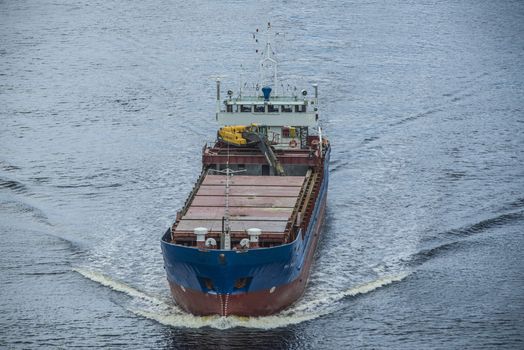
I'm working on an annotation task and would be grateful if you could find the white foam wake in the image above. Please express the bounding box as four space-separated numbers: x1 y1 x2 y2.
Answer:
72 267 163 305
133 273 409 329
73 267 409 330
285 272 410 315
130 307 320 330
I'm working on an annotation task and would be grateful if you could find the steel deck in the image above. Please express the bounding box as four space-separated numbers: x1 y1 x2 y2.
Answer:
172 174 306 238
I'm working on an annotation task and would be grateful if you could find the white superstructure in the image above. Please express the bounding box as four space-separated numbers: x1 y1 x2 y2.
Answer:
215 23 320 149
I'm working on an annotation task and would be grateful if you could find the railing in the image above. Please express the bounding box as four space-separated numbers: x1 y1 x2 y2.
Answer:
286 169 313 241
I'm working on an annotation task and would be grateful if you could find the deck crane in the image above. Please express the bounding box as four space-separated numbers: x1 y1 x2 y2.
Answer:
218 124 285 176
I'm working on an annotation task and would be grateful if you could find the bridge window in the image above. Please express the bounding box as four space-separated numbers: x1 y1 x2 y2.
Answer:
254 105 265 113
240 105 252 112
295 105 306 113
268 104 278 113
281 105 293 113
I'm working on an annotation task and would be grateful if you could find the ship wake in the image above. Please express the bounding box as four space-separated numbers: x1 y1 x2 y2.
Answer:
73 267 163 305
73 267 408 330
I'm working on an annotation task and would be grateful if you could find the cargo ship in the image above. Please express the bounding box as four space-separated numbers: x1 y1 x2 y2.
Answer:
161 25 330 316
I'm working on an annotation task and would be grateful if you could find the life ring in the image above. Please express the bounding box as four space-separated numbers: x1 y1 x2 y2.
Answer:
289 139 298 148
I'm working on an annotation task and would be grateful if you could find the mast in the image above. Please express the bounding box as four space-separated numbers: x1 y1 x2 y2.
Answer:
258 22 278 91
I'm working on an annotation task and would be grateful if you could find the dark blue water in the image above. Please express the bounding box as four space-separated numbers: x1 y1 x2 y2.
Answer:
1 0 523 348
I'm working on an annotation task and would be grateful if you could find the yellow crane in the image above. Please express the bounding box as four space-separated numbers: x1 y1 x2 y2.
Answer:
217 124 285 176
